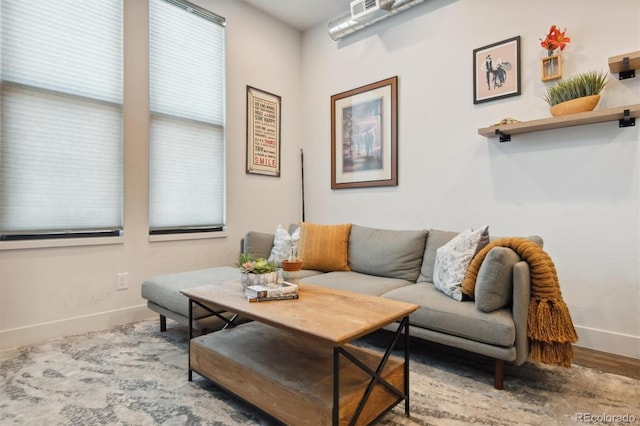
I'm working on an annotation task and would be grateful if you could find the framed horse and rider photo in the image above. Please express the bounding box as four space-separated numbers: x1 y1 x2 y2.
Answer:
473 36 521 104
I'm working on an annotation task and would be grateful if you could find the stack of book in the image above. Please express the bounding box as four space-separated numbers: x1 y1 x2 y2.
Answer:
244 282 299 302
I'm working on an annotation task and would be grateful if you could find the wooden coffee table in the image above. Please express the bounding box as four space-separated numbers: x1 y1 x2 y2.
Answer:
181 281 419 425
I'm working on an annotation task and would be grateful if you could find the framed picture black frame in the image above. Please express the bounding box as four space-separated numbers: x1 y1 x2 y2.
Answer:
473 36 521 104
330 76 398 189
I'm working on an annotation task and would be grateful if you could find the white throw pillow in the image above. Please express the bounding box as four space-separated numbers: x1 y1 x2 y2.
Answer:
433 225 489 301
268 224 300 267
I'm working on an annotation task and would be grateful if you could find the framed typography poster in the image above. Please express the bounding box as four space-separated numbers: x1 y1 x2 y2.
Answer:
246 86 281 176
330 76 398 189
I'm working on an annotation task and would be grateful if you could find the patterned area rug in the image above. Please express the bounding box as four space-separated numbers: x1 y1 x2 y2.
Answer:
1 319 638 425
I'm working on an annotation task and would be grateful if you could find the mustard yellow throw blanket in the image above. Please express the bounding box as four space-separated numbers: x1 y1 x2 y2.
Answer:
461 237 578 367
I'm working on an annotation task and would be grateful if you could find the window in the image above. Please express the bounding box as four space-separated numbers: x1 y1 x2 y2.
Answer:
148 0 226 235
0 0 123 240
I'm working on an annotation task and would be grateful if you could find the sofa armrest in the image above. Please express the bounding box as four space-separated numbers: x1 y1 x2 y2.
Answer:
512 261 531 365
240 231 275 259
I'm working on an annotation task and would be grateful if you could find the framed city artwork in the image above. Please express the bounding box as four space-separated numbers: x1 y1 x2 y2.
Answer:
473 36 521 104
246 86 281 176
330 76 398 189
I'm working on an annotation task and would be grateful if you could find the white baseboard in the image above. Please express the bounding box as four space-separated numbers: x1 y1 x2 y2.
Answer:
0 305 155 352
574 325 640 359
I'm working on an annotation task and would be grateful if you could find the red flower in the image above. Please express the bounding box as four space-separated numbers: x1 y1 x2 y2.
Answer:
540 25 571 54
554 28 571 51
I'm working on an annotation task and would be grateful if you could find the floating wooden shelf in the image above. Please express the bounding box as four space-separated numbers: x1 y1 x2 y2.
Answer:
608 51 640 79
478 104 640 141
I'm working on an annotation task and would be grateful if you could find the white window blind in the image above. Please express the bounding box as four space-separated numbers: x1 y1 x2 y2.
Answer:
149 0 226 233
0 0 123 239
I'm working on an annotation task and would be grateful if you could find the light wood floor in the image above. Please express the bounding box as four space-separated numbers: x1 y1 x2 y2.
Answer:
366 331 640 381
572 346 640 380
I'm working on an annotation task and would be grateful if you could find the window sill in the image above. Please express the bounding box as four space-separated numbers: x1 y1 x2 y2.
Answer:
148 231 227 242
0 236 124 251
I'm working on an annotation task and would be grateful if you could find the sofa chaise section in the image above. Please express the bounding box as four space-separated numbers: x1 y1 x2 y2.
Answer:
141 266 240 332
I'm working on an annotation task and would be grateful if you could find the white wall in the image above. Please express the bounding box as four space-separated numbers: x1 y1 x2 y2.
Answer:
301 0 640 358
0 0 303 350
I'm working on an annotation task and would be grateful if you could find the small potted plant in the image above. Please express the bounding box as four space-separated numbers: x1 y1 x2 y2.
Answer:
280 247 303 284
237 253 278 288
281 247 303 272
543 70 608 116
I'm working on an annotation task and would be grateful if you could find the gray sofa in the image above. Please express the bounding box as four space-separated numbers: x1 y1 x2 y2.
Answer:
142 223 542 389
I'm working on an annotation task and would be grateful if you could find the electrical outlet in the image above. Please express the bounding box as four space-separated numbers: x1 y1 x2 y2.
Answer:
116 272 128 290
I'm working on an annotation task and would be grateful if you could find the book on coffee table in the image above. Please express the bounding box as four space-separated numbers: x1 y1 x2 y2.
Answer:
246 293 299 303
245 282 298 298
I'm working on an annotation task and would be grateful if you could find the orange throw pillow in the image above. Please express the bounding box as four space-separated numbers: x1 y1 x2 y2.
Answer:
298 222 351 271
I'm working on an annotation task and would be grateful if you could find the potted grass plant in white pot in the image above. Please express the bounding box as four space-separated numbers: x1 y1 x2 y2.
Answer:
544 70 608 117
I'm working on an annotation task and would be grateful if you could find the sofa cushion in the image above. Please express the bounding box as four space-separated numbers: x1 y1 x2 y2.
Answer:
491 235 543 248
417 229 458 283
418 228 491 284
268 224 300 267
302 271 411 297
348 225 428 281
242 231 275 260
141 266 239 318
381 283 515 347
433 225 489 301
475 247 521 312
298 222 351 272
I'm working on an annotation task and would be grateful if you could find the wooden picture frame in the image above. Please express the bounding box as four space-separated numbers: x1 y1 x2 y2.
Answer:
330 76 398 189
246 86 281 177
473 36 521 104
541 55 562 81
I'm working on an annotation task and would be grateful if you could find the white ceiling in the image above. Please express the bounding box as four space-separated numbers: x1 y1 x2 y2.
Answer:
241 0 349 31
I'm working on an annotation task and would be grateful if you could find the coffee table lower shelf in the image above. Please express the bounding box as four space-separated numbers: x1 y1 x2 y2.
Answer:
190 322 406 425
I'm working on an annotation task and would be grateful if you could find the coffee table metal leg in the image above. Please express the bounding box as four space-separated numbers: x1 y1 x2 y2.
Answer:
403 315 410 415
222 313 239 329
333 347 340 425
188 299 193 382
187 299 239 383
190 299 239 329
333 315 411 425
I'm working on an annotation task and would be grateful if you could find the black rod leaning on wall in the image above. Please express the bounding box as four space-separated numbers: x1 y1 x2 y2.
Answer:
301 148 306 222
